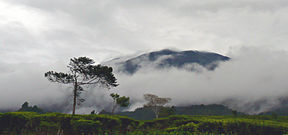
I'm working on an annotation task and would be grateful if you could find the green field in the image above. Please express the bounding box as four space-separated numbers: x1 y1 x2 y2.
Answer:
1 112 288 135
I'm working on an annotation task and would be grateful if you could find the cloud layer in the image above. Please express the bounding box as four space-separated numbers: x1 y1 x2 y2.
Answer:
1 0 288 64
115 48 288 114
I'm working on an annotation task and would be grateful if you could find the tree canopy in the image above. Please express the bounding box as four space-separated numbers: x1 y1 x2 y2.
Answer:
45 57 118 115
18 102 44 114
110 93 130 114
144 94 171 118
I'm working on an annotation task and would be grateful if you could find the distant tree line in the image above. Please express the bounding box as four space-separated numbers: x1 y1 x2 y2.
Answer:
18 101 44 114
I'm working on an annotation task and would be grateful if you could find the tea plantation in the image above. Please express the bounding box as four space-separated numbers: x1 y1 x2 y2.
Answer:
1 112 288 135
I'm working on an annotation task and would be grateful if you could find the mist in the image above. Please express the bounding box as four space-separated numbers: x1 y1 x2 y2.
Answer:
1 47 288 114
114 48 288 114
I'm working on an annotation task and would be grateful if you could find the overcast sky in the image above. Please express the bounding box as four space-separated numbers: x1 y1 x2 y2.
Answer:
1 0 288 64
1 0 288 112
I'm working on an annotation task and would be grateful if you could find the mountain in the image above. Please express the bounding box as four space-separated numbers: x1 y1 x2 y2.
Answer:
105 49 230 74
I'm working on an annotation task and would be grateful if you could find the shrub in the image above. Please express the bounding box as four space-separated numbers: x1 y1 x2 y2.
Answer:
71 119 102 135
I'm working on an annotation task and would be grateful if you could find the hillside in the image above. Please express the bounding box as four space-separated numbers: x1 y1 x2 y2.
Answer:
261 106 288 116
1 112 288 135
115 104 242 120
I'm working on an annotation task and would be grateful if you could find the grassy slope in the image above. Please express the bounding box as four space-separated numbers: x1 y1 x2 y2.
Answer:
0 112 288 135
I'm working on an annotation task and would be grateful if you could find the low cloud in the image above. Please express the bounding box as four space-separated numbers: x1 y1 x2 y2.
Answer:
115 48 288 114
0 48 288 114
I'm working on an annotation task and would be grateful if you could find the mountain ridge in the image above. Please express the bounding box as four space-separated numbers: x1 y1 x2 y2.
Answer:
105 49 230 74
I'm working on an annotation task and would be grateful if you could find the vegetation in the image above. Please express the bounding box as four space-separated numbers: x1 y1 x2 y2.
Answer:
0 112 138 135
144 94 171 118
44 57 118 115
18 101 44 114
110 93 130 114
118 104 238 120
1 112 288 135
159 106 176 118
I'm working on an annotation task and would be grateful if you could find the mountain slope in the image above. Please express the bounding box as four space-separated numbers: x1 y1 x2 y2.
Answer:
105 49 230 74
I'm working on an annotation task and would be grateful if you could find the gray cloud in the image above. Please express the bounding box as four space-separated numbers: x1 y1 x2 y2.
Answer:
2 0 288 59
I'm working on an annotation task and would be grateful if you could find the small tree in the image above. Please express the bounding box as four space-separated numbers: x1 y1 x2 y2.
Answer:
21 101 29 109
143 94 171 119
232 110 238 117
272 112 278 119
159 106 176 118
45 57 118 115
110 93 130 114
90 110 95 114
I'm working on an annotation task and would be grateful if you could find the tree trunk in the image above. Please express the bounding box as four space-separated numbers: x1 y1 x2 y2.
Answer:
72 82 77 115
111 104 117 114
155 113 159 119
154 106 159 119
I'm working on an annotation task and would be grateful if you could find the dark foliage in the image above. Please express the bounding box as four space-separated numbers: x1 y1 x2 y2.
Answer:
45 57 118 115
18 102 44 114
110 93 130 113
118 104 243 120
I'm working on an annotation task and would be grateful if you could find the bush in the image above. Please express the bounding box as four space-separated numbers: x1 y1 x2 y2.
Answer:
0 112 31 134
71 119 102 135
